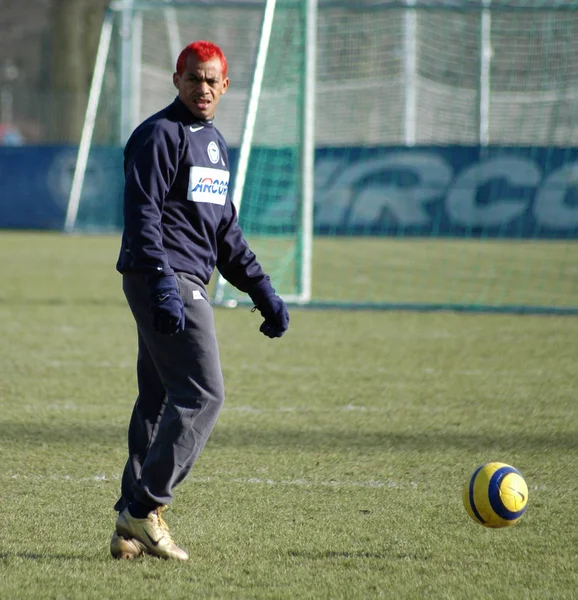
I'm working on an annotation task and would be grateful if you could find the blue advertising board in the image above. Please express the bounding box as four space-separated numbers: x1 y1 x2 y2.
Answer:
1 145 577 238
0 146 123 230
244 146 578 239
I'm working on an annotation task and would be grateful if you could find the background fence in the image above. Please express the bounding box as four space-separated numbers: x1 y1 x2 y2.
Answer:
3 1 578 147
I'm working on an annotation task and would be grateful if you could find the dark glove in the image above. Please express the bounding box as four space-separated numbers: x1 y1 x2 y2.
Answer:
147 275 185 335
249 283 290 339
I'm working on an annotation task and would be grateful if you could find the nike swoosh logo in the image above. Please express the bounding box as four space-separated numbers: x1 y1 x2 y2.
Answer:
144 530 160 547
189 125 204 133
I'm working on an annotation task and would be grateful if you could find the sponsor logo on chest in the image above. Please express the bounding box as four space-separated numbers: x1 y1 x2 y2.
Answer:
187 166 229 205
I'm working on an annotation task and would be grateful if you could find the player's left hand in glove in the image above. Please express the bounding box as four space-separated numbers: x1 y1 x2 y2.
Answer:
249 282 290 339
147 275 185 335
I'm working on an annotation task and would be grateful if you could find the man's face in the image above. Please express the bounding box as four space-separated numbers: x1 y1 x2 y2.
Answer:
173 54 229 120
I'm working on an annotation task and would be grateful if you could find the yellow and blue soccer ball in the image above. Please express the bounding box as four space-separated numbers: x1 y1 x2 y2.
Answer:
463 462 528 528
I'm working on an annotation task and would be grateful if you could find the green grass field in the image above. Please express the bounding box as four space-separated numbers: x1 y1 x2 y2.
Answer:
1 231 577 599
234 236 578 309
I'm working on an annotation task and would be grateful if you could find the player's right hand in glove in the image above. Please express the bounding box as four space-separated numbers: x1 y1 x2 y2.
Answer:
147 275 185 335
249 282 290 339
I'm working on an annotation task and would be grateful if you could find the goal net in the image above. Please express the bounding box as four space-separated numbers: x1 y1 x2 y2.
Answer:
68 0 578 313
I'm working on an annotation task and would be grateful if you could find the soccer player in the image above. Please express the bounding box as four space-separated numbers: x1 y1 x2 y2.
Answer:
110 41 290 561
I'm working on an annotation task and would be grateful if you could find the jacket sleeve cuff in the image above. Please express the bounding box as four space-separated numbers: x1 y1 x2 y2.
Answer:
248 278 276 306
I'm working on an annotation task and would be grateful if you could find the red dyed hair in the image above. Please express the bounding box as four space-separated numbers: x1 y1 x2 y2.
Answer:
175 41 228 78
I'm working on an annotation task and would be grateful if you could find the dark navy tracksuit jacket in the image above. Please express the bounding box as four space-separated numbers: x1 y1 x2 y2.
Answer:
114 99 270 510
116 97 269 295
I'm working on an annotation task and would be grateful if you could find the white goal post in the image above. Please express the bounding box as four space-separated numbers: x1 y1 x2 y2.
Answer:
213 0 317 306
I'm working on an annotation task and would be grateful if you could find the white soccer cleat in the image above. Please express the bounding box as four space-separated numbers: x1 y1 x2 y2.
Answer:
115 506 189 561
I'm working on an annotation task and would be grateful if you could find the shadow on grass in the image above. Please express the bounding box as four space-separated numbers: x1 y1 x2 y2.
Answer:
0 422 576 453
209 428 578 452
0 297 125 307
288 549 433 561
0 551 95 562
